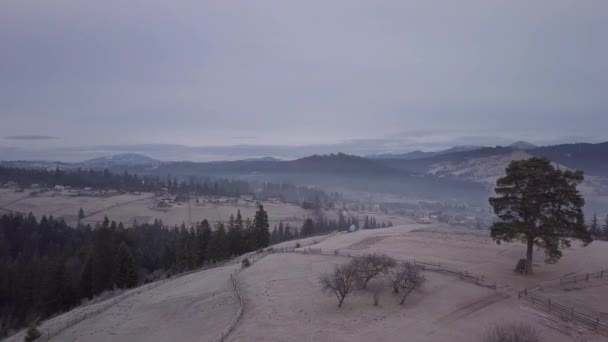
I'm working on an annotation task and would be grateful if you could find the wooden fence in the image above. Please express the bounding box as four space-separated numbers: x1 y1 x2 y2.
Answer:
211 249 272 342
287 247 497 290
211 272 243 342
518 269 608 336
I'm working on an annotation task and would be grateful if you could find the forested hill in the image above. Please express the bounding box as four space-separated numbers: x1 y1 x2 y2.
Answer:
528 142 608 177
146 153 487 202
7 141 607 203
374 142 608 178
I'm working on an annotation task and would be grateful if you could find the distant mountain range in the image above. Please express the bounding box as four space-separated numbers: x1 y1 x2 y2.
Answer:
81 153 161 168
2 141 607 205
368 145 485 160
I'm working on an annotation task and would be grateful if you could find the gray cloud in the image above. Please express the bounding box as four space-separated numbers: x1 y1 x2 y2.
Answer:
0 0 606 152
4 135 57 141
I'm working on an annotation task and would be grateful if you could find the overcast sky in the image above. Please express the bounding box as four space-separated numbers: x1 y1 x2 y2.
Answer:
1 1 607 158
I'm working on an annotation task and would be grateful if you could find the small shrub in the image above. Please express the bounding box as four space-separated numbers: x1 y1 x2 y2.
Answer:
295 242 301 248
514 259 528 274
24 325 42 342
241 258 251 268
484 322 541 342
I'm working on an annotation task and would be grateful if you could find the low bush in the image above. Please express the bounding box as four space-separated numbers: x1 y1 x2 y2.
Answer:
24 325 41 342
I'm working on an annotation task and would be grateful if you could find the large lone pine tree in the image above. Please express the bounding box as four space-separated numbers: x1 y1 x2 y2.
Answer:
489 158 592 274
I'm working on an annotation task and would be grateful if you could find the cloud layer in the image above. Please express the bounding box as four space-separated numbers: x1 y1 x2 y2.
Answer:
4 135 57 141
1 1 607 150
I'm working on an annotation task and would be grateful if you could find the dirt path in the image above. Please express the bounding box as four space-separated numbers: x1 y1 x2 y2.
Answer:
435 292 510 326
81 194 155 219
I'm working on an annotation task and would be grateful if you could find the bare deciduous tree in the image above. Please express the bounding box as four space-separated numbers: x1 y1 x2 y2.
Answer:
385 262 426 304
484 323 541 342
319 261 359 307
353 254 397 289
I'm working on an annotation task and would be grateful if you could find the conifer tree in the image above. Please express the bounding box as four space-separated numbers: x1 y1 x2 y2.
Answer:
91 226 116 294
175 227 195 271
589 212 600 236
208 223 228 262
284 224 293 240
252 205 270 249
489 158 592 274
227 214 244 256
80 251 94 298
301 218 315 237
196 220 211 265
77 208 85 225
278 221 285 242
271 226 279 244
114 242 137 289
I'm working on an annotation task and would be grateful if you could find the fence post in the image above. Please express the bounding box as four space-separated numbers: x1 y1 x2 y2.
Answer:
586 273 590 281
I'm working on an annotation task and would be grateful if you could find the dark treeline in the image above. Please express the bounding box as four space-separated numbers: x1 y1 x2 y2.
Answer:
257 183 342 209
0 206 270 338
270 213 393 245
0 166 340 208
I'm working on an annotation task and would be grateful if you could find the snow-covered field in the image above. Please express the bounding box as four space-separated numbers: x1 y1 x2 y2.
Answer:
50 265 239 342
227 226 608 341
0 189 410 228
5 222 607 342
229 253 584 342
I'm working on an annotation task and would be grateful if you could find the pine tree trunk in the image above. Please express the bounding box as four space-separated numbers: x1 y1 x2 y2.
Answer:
526 237 534 274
